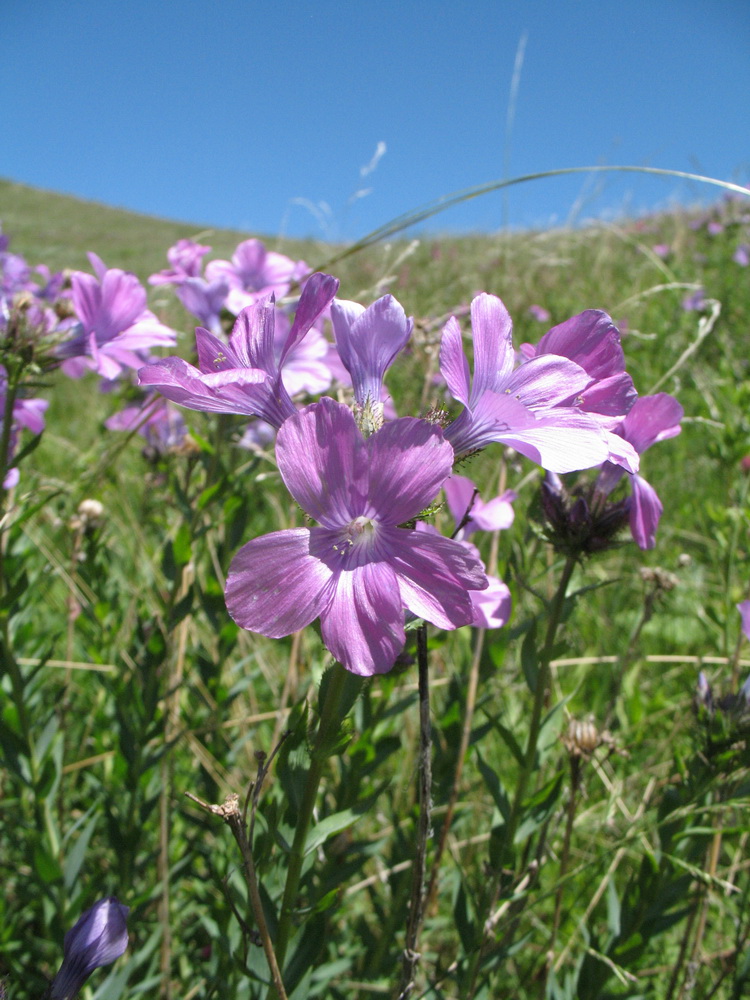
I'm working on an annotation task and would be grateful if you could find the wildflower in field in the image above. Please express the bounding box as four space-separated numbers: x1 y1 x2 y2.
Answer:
694 670 714 714
738 601 750 642
271 307 335 396
331 294 412 413
225 397 488 675
733 244 750 267
444 475 515 626
443 473 515 539
682 288 706 311
527 304 550 322
594 393 683 549
205 238 308 315
0 365 49 488
414 520 511 630
49 897 129 1000
519 308 637 422
59 253 177 379
440 294 639 474
138 271 339 427
148 238 213 285
105 395 191 455
238 417 277 452
174 276 231 334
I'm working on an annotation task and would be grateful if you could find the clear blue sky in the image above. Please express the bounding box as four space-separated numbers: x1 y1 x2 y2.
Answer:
1 0 748 239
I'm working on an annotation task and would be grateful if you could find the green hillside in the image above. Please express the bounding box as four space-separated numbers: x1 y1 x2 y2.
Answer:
2 175 750 1000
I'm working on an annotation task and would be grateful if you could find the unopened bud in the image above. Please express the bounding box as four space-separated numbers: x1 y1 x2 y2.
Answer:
50 897 129 999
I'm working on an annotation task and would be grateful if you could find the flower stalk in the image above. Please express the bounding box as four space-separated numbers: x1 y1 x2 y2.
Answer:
396 622 433 1000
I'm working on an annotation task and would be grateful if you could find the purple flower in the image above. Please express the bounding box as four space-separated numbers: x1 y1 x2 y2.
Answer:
50 897 129 999
528 304 551 322
271 309 334 397
695 670 713 713
105 395 189 454
59 253 177 379
443 473 515 539
738 601 750 642
225 397 488 676
682 288 706 312
238 418 277 452
707 221 724 235
594 393 683 549
138 272 339 428
205 238 308 315
733 244 750 267
440 294 638 474
330 294 413 408
174 276 230 334
0 366 49 488
415 520 511 630
651 244 671 259
519 308 637 423
149 238 213 285
467 569 512 629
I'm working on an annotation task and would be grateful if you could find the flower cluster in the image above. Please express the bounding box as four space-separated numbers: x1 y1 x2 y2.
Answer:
57 252 177 380
137 260 683 674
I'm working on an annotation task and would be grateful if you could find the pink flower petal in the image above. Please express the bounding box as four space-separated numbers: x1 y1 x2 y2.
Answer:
225 528 334 637
321 561 405 675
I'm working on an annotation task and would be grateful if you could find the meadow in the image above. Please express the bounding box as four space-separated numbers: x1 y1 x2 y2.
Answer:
1 175 749 1000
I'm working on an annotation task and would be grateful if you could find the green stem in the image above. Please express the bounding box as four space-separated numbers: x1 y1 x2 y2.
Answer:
466 553 577 997
505 554 577 864
395 622 432 1000
268 661 349 995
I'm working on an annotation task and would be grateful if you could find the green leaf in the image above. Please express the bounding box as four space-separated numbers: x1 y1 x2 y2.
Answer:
172 522 193 567
475 750 510 822
0 570 28 611
33 843 62 884
64 812 99 890
515 771 563 842
606 876 621 938
304 807 365 856
453 873 477 953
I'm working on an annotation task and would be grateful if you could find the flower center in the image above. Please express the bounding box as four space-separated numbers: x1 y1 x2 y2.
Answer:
329 515 378 566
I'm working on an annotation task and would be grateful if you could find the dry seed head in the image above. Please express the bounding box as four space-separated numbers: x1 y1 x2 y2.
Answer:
69 498 105 533
640 566 679 592
563 717 601 756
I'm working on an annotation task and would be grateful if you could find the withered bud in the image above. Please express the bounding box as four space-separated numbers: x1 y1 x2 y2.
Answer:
69 498 105 534
639 566 679 592
563 716 618 758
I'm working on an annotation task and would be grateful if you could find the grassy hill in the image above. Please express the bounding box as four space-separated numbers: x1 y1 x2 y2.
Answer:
0 177 323 279
2 175 750 1000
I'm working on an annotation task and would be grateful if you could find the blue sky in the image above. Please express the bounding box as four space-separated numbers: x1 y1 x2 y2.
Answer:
1 0 748 240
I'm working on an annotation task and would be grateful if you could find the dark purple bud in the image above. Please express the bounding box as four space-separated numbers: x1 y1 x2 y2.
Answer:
538 473 630 557
50 897 129 999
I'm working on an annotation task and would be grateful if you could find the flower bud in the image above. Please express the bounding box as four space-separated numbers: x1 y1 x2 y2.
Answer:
50 897 129 999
